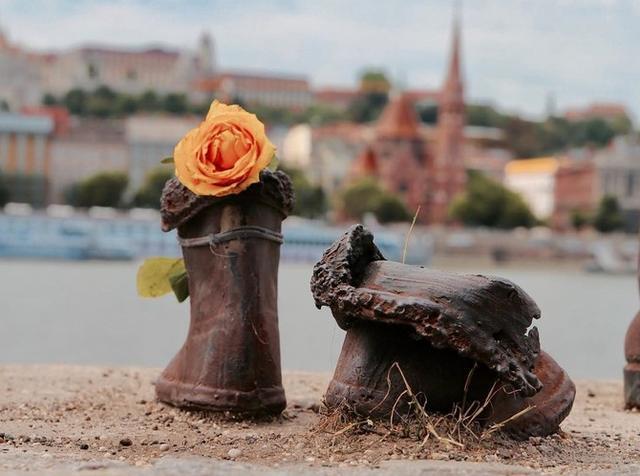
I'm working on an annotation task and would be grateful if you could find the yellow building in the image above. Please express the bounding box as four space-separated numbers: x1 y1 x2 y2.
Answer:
0 113 54 206
504 157 561 220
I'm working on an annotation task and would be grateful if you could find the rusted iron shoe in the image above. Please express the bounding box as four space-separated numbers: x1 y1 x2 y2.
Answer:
155 170 294 415
486 350 575 438
624 311 640 408
310 225 575 437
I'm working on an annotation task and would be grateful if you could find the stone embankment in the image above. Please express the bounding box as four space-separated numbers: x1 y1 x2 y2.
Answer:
1 365 639 475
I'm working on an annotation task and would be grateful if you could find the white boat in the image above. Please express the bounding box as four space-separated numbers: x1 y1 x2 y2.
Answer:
585 241 637 274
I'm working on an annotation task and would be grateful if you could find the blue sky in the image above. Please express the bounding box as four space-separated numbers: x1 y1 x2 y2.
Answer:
0 0 638 118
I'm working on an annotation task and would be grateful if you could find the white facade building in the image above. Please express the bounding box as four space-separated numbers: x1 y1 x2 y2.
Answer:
0 28 216 107
48 119 128 202
125 116 199 193
504 158 560 220
594 135 640 228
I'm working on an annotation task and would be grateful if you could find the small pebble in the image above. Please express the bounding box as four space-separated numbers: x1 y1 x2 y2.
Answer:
159 444 170 452
79 443 89 450
119 438 133 447
228 448 242 459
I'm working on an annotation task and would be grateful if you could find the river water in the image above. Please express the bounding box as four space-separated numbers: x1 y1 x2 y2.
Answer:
0 260 636 380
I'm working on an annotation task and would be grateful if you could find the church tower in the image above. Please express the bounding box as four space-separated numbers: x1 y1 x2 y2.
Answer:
197 32 216 75
433 11 466 223
366 92 431 215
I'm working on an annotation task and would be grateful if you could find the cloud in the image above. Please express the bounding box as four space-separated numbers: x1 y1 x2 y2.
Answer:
0 0 638 118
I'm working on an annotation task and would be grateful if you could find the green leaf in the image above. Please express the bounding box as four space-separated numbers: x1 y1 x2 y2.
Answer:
137 257 185 298
160 156 174 164
168 269 190 302
267 154 279 171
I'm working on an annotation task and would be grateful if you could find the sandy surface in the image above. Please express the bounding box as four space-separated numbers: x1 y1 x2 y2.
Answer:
0 365 638 475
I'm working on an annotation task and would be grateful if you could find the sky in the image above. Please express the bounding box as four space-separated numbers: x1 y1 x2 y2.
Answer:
0 0 638 119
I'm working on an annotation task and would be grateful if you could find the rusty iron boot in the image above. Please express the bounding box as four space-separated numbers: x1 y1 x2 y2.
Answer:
155 170 293 415
623 250 640 409
625 311 640 408
311 225 575 438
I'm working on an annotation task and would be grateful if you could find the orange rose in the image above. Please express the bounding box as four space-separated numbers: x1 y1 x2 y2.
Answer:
173 100 276 197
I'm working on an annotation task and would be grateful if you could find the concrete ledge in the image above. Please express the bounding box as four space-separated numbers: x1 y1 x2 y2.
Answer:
0 365 638 475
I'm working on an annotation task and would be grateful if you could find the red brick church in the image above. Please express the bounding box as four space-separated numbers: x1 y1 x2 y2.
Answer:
350 17 466 224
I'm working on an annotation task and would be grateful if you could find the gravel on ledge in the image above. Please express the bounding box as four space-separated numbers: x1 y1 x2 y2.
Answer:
0 365 639 475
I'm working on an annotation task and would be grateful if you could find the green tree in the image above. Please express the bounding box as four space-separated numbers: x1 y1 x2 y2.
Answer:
570 209 589 231
593 195 625 233
279 165 327 218
580 118 615 147
42 93 57 106
115 95 139 115
449 171 536 229
138 90 159 112
133 167 173 209
0 174 9 206
348 92 388 123
298 104 346 126
358 68 391 94
251 105 294 125
466 104 507 128
341 178 411 223
66 172 129 208
341 178 384 220
63 88 87 115
375 195 411 223
86 86 118 117
190 97 215 116
163 93 188 114
610 115 633 136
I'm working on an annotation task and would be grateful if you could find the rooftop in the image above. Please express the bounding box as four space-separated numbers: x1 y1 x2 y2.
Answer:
0 113 54 135
375 93 420 139
505 157 560 175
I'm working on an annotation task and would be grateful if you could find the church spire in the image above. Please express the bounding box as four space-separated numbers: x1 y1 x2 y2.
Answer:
432 4 466 224
442 6 463 104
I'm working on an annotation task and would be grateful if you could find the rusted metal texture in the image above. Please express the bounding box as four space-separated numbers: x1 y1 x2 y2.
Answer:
624 311 640 408
486 351 575 438
311 224 575 437
155 170 293 415
623 248 640 409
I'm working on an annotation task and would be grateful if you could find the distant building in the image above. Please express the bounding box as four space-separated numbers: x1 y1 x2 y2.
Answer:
281 124 313 170
313 87 439 113
308 122 369 196
0 112 54 206
0 29 43 110
39 34 214 97
552 158 597 230
594 135 640 230
282 16 504 224
430 16 467 223
564 102 630 123
343 15 466 224
192 71 313 111
363 92 432 216
48 118 128 203
21 106 71 136
125 116 199 193
463 126 511 182
504 157 560 220
313 88 361 112
0 28 215 107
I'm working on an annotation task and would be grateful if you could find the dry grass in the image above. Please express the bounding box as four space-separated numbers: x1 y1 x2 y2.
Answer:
315 362 533 454
402 206 421 264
